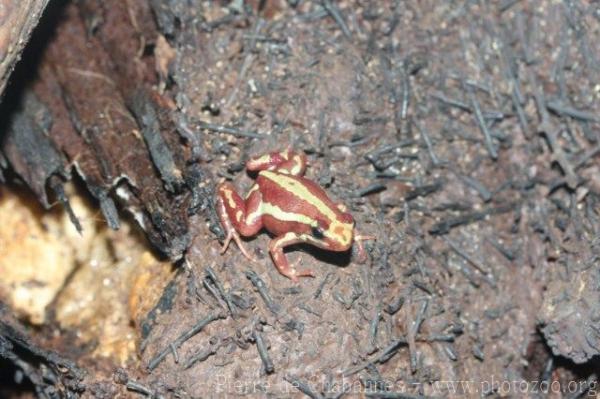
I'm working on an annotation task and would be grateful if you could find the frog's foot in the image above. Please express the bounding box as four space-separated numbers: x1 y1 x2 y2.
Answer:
286 263 316 283
269 232 316 282
280 264 315 283
221 228 256 262
354 233 376 263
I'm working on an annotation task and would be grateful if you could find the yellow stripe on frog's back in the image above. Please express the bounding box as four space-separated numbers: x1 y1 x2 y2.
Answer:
259 171 338 222
245 183 260 199
260 202 317 226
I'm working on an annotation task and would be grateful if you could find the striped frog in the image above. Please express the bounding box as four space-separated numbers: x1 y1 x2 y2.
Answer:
216 149 373 281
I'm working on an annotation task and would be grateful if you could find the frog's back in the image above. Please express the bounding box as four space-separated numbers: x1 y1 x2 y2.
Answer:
256 170 339 224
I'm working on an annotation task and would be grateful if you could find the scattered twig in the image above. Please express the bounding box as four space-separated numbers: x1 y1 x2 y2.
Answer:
472 344 485 361
412 280 433 296
444 237 495 287
431 92 506 120
528 70 578 188
499 0 520 13
355 183 388 197
321 0 351 39
205 266 236 318
377 338 408 365
203 277 226 309
369 304 383 351
343 338 408 377
184 337 220 369
245 270 281 314
457 174 492 202
401 68 410 120
314 272 333 299
404 180 443 201
409 299 429 373
443 344 458 361
126 380 164 399
298 303 323 318
546 100 599 123
384 296 405 315
485 236 516 261
365 141 416 170
169 343 179 364
147 313 224 371
253 329 275 374
466 84 498 160
429 202 516 235
198 121 265 139
511 86 531 139
413 119 441 166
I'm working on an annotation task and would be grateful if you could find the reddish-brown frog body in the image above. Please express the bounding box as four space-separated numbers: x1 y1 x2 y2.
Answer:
216 149 373 281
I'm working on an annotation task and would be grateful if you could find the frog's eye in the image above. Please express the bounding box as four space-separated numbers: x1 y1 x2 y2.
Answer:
311 226 325 239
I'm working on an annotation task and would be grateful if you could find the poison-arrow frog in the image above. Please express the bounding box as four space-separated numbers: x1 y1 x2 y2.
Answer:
216 149 373 281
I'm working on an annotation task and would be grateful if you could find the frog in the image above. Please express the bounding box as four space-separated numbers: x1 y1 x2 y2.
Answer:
216 149 373 281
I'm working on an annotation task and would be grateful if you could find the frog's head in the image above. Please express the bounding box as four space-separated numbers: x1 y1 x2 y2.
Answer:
309 212 355 252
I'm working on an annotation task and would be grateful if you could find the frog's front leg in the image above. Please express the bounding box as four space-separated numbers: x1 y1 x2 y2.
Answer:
269 232 316 282
216 182 263 261
353 232 376 263
246 148 307 176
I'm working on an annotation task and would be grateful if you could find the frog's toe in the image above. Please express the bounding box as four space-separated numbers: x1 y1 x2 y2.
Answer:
220 233 233 254
289 265 316 281
221 230 257 262
276 263 314 282
235 240 257 262
295 268 315 279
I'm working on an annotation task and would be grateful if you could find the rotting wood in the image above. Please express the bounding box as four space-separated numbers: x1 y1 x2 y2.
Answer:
0 0 50 96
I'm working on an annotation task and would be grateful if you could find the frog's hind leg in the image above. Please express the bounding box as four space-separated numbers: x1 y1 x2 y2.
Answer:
216 182 263 261
246 148 307 176
268 232 316 282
